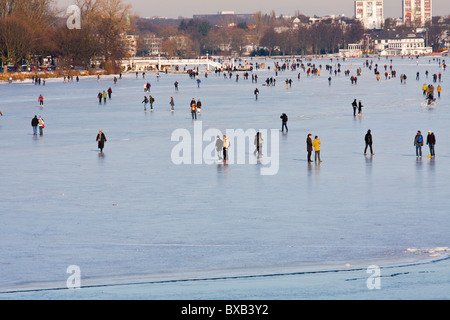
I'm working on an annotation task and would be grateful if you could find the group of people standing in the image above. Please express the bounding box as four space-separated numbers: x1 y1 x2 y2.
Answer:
190 98 202 119
414 130 436 158
303 128 437 163
30 115 45 136
215 135 231 162
306 134 322 163
351 99 363 117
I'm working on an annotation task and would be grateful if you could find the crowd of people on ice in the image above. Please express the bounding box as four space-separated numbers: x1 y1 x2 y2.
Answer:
0 55 446 159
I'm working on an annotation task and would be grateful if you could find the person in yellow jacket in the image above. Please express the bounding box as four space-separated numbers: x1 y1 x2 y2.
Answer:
312 136 322 163
437 84 442 98
422 83 427 95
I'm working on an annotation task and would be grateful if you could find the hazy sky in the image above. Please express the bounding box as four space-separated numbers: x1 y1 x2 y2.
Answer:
56 0 450 19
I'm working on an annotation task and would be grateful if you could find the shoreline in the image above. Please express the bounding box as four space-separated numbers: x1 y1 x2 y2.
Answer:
2 53 446 83
1 249 447 295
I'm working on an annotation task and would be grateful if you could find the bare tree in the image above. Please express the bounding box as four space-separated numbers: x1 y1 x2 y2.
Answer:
0 13 33 66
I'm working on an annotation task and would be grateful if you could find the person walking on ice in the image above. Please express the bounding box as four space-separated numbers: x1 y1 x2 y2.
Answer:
254 88 259 100
96 130 107 153
280 113 288 133
364 129 374 155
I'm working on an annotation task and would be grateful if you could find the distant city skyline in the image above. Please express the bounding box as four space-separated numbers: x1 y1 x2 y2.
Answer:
56 0 450 19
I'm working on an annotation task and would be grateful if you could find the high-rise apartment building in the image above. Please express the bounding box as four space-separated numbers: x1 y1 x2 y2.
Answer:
354 1 384 29
402 0 432 26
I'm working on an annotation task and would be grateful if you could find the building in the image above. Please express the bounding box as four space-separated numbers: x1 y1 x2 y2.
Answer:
143 35 163 56
339 43 364 57
374 36 432 56
354 0 384 29
402 0 432 26
123 34 138 58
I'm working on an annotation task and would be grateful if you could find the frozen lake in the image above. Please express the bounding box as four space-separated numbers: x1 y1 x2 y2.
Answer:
0 56 449 299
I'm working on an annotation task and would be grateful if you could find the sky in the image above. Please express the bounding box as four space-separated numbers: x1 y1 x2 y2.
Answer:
56 0 450 19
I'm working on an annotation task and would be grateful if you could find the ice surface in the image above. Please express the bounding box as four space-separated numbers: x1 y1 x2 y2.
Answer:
0 56 449 297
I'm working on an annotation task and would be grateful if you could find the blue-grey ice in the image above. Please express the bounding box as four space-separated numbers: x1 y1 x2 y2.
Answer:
0 56 449 299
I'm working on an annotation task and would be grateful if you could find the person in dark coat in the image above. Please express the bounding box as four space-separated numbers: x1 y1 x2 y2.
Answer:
414 130 424 157
427 131 436 158
364 129 374 155
96 130 107 152
352 99 357 116
280 113 288 133
306 133 313 162
31 115 39 135
358 100 363 116
254 132 263 157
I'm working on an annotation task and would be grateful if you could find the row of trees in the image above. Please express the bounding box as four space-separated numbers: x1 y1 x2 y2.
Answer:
1 2 449 72
137 13 366 58
0 0 133 72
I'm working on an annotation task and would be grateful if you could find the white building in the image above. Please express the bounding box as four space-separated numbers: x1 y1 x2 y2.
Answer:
339 43 363 57
143 35 163 56
402 0 432 26
354 0 384 29
374 37 432 56
123 34 138 58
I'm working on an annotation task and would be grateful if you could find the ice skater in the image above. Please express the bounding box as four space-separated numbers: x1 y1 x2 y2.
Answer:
38 95 44 107
142 96 149 110
96 130 107 153
149 95 155 110
254 88 259 100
